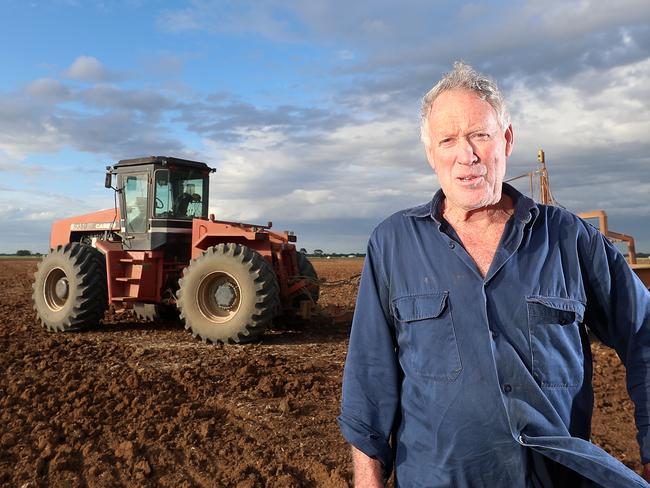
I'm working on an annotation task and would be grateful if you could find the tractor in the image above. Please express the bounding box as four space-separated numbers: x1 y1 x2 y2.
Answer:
32 156 319 343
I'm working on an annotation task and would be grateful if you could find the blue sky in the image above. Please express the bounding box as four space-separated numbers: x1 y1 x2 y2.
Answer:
0 0 649 254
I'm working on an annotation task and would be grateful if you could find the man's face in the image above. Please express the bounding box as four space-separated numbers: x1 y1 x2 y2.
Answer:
424 89 513 213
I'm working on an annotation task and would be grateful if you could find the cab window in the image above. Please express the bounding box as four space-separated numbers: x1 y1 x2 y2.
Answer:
123 173 148 233
154 169 208 219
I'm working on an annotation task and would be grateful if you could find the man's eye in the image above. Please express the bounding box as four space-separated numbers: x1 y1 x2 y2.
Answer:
439 138 454 146
473 133 490 140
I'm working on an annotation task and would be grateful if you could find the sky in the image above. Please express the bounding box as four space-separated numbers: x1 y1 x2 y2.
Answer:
0 0 648 254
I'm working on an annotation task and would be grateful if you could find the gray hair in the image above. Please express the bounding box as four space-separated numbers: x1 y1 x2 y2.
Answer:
420 61 510 147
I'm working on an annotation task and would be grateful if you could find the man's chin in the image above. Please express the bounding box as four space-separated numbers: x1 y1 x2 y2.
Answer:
447 192 504 212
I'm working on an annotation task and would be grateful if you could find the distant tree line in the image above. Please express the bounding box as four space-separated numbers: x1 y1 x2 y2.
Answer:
299 248 365 258
0 250 43 256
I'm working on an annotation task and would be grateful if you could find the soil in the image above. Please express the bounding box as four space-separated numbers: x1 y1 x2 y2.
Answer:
0 258 643 487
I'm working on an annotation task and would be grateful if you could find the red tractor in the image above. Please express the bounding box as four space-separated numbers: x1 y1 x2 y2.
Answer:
32 156 319 343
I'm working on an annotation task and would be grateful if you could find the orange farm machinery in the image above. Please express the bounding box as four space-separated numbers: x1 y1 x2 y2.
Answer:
32 156 319 343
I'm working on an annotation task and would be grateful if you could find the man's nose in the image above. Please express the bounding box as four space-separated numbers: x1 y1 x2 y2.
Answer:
456 138 478 165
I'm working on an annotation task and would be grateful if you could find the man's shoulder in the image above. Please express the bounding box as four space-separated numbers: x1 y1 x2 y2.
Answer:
534 204 604 248
536 203 597 231
370 202 433 242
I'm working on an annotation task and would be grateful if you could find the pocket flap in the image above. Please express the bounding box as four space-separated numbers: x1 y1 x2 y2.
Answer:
526 296 585 324
392 292 448 322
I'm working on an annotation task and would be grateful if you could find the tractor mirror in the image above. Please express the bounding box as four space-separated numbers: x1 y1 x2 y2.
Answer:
104 172 112 189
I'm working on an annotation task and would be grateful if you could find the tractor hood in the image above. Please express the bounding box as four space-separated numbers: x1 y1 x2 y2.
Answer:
50 208 121 249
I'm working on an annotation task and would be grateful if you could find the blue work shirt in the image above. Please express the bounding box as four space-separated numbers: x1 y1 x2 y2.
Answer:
339 184 650 487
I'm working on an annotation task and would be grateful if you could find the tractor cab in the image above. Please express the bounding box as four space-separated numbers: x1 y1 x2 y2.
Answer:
106 156 214 253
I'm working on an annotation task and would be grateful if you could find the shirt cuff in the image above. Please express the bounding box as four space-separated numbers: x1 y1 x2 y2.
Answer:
338 412 393 474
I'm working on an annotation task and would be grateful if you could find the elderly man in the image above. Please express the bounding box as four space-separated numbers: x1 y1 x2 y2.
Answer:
339 62 650 487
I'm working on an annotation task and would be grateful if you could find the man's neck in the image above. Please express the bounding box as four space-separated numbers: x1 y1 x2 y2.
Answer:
442 195 515 229
441 194 516 278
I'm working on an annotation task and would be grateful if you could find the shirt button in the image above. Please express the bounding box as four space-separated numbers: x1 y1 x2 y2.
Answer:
502 384 512 393
448 241 455 249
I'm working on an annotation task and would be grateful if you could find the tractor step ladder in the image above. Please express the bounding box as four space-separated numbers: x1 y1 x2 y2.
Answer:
111 253 146 304
95 241 163 305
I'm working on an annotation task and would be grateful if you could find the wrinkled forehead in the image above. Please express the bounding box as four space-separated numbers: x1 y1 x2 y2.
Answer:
427 89 500 132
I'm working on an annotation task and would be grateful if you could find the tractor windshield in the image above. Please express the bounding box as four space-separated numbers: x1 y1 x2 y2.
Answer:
154 169 208 219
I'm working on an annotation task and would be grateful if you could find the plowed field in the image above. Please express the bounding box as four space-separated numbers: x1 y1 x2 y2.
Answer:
0 258 643 487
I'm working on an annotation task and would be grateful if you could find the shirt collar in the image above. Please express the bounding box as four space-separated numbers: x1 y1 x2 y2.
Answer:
403 182 540 225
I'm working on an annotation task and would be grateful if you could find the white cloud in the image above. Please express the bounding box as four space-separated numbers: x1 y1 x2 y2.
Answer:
510 58 650 152
65 55 112 82
203 117 433 224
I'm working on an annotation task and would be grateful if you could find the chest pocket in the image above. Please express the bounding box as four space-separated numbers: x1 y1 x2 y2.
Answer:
526 296 586 388
392 292 462 382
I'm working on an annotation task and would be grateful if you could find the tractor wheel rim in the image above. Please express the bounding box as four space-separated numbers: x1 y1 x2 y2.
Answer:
44 268 69 311
197 271 241 323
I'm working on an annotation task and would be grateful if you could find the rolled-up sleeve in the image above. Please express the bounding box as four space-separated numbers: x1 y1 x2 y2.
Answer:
338 232 400 473
582 228 650 462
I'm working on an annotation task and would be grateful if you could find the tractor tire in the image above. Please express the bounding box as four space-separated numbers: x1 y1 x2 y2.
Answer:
32 242 108 332
177 243 280 344
294 252 320 305
133 302 178 322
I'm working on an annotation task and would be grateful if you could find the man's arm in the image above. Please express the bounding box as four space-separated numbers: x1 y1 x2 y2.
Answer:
338 231 400 478
580 227 650 471
352 447 384 488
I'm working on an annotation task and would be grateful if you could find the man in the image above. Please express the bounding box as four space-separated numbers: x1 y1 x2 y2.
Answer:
338 62 650 487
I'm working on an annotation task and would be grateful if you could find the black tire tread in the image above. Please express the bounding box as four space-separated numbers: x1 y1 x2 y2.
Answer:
177 243 280 344
32 242 108 332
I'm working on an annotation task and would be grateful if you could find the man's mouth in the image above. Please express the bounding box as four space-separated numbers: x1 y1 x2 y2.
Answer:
458 175 483 182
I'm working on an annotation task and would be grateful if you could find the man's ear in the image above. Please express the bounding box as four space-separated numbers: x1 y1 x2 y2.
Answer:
504 124 514 157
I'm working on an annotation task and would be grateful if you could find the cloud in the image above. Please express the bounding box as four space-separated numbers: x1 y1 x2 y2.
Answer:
202 116 432 225
79 84 176 116
0 160 45 176
143 52 195 77
0 93 67 159
56 110 185 157
26 78 70 101
0 78 183 160
64 55 114 82
175 97 353 143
